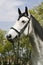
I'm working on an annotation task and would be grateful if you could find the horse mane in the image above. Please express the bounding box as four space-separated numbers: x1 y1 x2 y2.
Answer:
31 15 43 41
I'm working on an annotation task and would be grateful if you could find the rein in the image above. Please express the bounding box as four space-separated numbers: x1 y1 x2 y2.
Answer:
11 17 30 37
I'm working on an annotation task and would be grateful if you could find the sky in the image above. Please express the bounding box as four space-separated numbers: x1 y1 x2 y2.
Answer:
0 0 43 30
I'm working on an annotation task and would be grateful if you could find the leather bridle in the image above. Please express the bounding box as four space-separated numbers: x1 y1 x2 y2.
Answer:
10 17 30 37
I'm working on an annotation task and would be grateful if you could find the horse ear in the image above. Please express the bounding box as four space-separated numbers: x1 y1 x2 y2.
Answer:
18 8 21 15
25 7 28 16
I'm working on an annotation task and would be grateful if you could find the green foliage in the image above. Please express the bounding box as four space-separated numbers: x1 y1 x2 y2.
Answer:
4 40 13 52
0 44 4 53
0 30 13 55
0 30 5 44
29 2 43 26
19 35 32 49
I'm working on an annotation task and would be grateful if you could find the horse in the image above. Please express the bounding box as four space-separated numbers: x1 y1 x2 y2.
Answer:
6 7 43 65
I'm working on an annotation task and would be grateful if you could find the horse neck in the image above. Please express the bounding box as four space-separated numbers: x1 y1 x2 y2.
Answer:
29 29 40 55
29 15 43 55
28 15 43 65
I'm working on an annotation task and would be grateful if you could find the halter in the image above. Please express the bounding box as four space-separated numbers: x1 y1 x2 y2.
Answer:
11 17 30 37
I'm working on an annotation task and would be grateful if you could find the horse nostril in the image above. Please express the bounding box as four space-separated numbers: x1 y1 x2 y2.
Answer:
6 34 11 39
8 34 11 38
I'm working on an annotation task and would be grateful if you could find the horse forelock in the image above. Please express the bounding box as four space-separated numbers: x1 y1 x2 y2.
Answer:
18 12 28 20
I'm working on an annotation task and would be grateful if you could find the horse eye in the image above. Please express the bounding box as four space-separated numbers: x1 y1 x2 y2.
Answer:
22 21 26 23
